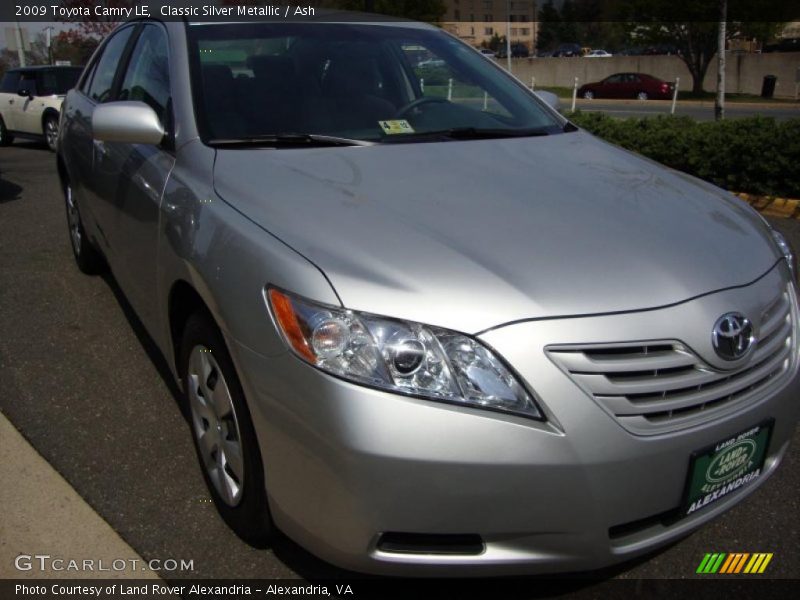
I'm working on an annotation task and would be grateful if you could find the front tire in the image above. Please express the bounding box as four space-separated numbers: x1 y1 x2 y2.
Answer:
64 181 105 274
44 114 59 152
583 90 595 99
180 311 275 546
0 116 14 146
636 91 649 100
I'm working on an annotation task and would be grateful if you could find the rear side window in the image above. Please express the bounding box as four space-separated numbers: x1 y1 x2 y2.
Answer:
18 72 38 95
118 25 171 124
0 71 21 93
39 68 82 95
87 26 134 102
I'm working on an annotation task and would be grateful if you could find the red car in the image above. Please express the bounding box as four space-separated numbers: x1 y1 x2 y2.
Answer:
578 72 674 100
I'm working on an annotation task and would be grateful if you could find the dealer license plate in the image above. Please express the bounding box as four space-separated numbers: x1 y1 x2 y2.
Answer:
683 420 773 517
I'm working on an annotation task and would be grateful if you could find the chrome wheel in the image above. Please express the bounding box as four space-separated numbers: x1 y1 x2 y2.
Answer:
187 345 245 507
65 184 82 255
45 117 58 151
583 90 594 99
636 91 649 100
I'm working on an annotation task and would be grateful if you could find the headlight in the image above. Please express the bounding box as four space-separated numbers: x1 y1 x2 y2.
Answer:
267 288 542 419
770 229 797 281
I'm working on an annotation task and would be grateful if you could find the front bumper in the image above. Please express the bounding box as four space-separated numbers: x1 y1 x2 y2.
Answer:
231 266 800 576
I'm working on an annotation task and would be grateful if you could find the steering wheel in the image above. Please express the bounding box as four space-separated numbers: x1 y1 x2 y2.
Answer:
394 96 450 118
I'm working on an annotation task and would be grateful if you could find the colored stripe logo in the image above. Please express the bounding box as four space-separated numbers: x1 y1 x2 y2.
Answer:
697 553 773 574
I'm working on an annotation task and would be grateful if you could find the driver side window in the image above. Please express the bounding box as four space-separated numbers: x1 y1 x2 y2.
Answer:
118 25 171 127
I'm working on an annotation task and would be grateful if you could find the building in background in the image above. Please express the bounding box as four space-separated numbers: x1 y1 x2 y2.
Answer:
440 0 538 54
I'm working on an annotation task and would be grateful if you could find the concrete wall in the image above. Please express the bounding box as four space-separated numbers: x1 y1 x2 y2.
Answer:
504 53 800 98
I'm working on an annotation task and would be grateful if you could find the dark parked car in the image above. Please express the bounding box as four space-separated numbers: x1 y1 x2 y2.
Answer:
552 43 581 57
578 72 674 100
496 43 530 58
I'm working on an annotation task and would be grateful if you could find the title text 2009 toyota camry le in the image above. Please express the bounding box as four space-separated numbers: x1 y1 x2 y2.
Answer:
57 17 799 575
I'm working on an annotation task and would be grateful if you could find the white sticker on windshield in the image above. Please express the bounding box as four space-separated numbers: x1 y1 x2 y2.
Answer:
379 120 415 135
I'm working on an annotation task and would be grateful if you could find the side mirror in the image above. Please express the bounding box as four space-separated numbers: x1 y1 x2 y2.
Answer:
17 89 32 98
92 101 164 145
534 90 560 111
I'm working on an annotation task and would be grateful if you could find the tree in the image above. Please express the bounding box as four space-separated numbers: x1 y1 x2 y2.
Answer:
536 1 561 51
324 0 446 23
537 0 628 53
57 0 134 38
613 0 794 95
487 33 505 52
51 30 102 66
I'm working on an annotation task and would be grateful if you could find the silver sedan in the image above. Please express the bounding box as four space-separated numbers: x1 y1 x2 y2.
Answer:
57 17 800 575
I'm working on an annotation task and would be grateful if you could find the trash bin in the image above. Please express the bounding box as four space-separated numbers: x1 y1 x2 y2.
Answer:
761 75 777 98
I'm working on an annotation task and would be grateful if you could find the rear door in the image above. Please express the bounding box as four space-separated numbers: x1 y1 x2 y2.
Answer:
67 24 137 257
625 74 642 97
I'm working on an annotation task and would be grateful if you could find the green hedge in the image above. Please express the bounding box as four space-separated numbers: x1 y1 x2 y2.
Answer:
567 112 800 199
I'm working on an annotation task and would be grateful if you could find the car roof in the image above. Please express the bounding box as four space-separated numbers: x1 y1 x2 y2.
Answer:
185 11 436 30
6 65 83 73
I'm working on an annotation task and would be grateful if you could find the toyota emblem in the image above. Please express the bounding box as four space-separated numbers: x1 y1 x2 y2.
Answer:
712 313 755 361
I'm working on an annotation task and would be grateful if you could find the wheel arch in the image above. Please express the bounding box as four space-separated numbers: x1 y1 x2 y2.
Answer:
168 279 213 376
56 153 68 190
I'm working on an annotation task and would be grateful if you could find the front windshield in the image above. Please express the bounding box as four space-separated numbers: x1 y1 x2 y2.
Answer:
187 22 563 144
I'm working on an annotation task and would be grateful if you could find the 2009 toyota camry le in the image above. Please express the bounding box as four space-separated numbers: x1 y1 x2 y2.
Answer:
56 15 799 576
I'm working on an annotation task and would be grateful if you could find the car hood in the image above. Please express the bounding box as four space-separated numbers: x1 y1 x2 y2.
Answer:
213 131 779 333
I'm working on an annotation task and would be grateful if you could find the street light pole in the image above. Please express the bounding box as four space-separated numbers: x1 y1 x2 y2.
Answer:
45 26 54 65
506 0 512 73
14 20 26 67
714 0 726 121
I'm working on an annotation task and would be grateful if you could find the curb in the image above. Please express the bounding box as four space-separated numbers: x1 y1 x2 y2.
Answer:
0 410 161 580
736 193 800 220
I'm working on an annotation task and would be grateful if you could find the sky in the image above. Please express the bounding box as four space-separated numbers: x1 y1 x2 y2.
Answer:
0 22 75 51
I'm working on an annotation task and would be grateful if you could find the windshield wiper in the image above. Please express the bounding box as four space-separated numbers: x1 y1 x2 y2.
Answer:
208 133 374 148
381 127 551 143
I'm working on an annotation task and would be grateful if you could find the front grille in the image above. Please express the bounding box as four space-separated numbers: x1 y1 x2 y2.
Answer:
548 289 795 435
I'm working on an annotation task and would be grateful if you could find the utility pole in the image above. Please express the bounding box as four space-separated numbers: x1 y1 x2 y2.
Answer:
14 20 26 67
714 0 727 121
45 26 54 65
506 0 512 73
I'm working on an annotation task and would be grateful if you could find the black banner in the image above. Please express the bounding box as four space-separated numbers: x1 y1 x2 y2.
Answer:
2 579 800 600
2 0 800 23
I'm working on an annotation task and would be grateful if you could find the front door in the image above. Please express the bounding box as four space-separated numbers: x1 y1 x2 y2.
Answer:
95 23 175 331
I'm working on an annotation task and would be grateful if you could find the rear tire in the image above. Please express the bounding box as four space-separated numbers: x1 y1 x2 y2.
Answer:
0 116 14 146
64 181 105 274
180 311 275 547
44 114 59 152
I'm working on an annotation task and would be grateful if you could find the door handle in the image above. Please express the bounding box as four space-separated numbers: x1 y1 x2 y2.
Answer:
93 140 108 158
8 99 13 105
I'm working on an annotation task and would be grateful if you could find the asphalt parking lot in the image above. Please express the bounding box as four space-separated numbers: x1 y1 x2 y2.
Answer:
1 141 799 588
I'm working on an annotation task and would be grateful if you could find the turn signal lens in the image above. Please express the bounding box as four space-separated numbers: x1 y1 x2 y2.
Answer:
268 289 315 362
